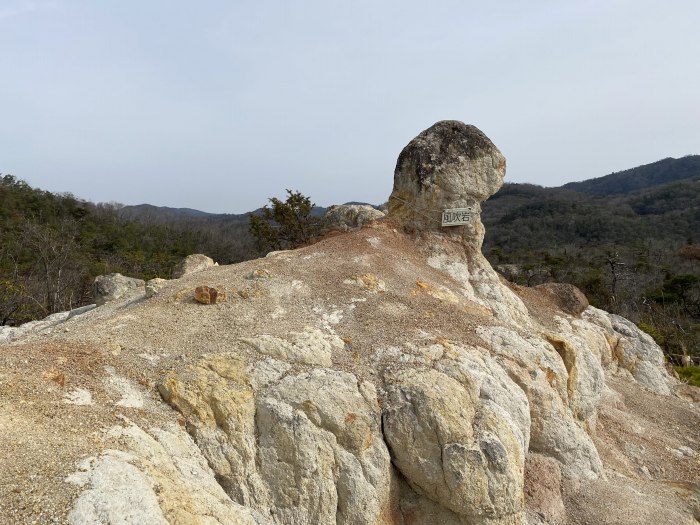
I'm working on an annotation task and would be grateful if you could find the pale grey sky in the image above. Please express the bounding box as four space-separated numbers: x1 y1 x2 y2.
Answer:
1 1 698 213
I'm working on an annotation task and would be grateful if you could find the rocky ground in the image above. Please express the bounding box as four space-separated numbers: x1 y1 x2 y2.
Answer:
1 121 698 525
1 220 697 525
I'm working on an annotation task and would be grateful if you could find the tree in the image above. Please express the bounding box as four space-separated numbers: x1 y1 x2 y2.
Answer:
21 219 87 314
249 190 322 252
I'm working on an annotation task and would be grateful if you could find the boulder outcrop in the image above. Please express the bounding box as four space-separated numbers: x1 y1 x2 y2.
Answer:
173 254 216 278
93 273 145 306
388 120 505 243
323 204 385 232
0 304 96 344
1 121 696 525
145 277 169 298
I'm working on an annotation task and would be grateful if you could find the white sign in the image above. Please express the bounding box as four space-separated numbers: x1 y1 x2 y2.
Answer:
442 207 474 226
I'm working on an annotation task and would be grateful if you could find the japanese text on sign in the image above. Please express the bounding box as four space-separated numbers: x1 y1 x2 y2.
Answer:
441 207 473 226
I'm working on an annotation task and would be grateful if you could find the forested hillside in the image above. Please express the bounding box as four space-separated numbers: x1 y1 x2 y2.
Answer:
562 155 700 196
0 175 212 325
2 154 699 359
118 204 259 265
482 174 700 359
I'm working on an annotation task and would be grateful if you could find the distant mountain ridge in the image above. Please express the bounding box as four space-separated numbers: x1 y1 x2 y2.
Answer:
119 204 219 219
120 156 700 222
480 154 700 252
118 204 245 223
562 155 700 196
115 155 700 263
118 202 372 223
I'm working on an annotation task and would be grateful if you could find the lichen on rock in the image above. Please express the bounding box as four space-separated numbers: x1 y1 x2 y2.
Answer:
388 120 505 242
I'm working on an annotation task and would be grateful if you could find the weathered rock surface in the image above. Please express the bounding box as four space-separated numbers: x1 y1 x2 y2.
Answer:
194 285 227 304
582 307 672 395
388 120 505 237
146 277 169 298
0 303 96 343
240 327 341 366
324 204 385 232
93 273 145 306
523 453 566 525
173 254 216 278
534 282 589 316
1 121 696 525
383 367 524 524
66 423 270 525
159 358 393 524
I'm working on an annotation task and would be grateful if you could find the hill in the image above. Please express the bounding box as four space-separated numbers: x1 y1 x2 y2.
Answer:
482 178 700 251
0 175 205 325
481 177 700 359
118 204 219 220
118 204 330 224
561 155 700 196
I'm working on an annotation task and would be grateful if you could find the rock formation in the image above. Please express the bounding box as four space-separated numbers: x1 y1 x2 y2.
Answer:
388 120 505 247
194 285 227 304
93 273 145 306
324 204 386 232
146 277 169 298
173 253 217 278
1 121 698 525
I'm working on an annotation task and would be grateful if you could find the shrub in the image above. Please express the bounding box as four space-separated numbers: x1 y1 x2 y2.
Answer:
675 365 700 388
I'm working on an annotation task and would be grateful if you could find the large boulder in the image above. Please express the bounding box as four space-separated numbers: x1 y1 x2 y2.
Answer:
382 367 525 524
582 308 673 395
387 121 531 326
534 282 589 316
323 204 385 232
159 357 393 525
173 254 216 278
93 273 145 306
388 120 505 238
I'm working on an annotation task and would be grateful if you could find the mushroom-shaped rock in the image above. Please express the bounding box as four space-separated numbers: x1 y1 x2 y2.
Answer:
388 120 505 236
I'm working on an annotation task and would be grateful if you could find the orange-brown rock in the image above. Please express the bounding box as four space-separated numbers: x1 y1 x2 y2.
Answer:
194 285 226 304
534 282 589 316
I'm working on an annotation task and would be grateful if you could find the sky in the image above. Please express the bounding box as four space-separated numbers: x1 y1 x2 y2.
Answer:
1 1 699 213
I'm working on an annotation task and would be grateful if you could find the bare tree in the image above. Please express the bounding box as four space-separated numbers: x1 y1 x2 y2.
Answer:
20 220 86 314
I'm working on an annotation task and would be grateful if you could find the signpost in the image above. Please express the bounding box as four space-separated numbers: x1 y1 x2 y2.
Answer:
441 207 474 226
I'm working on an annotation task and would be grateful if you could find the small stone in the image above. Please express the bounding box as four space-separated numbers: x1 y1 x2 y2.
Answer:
677 446 696 457
194 286 226 304
345 274 386 292
248 269 271 279
145 278 168 298
42 368 66 387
